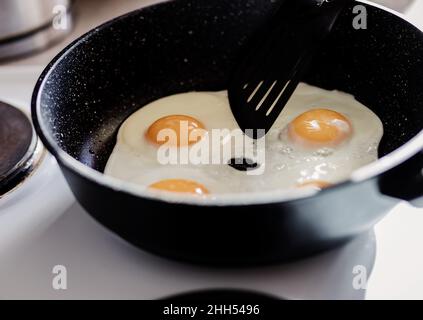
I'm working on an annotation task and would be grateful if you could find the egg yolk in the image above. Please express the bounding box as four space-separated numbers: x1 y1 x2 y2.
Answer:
297 180 332 190
146 115 206 147
288 109 352 147
149 179 209 195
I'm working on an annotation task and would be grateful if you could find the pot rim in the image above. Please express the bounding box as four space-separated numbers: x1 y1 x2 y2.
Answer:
31 0 423 206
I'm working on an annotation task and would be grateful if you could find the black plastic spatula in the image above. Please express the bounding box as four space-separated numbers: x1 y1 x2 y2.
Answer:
228 0 352 138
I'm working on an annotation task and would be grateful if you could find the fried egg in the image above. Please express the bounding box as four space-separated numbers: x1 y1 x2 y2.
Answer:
105 83 384 196
265 83 383 189
105 92 241 195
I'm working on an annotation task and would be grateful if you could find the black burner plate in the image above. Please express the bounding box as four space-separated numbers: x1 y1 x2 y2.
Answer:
0 101 34 181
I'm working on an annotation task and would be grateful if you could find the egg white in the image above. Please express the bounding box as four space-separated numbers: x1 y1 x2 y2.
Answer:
265 83 384 188
105 83 384 195
105 91 241 193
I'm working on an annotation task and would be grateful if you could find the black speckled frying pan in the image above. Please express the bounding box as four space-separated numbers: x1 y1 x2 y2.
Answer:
32 0 423 265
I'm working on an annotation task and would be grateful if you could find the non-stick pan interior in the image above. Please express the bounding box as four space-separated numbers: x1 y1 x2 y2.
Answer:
37 0 423 172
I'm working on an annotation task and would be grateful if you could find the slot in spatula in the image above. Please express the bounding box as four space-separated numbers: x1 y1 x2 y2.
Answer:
228 0 352 138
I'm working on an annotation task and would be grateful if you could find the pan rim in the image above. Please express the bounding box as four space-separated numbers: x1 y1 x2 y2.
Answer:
31 0 423 206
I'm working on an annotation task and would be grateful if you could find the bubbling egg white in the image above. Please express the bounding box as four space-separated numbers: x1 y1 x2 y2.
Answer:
104 83 384 196
265 83 384 189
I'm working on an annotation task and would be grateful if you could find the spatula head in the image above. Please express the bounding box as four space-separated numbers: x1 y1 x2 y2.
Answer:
229 0 352 139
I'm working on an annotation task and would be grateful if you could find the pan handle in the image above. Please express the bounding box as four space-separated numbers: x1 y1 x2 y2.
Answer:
379 151 423 207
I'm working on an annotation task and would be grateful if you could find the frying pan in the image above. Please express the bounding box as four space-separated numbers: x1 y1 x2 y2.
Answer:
32 0 423 265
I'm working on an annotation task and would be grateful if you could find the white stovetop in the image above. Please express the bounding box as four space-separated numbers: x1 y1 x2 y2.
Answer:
0 0 423 300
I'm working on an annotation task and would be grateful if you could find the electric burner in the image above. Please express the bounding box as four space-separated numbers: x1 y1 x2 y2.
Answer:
0 101 45 196
165 289 278 300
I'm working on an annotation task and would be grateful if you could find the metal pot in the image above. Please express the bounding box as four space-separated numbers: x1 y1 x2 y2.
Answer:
0 0 72 61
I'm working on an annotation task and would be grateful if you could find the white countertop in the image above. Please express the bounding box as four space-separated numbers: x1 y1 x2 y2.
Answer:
0 0 422 300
